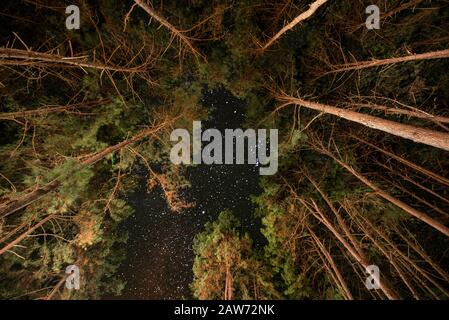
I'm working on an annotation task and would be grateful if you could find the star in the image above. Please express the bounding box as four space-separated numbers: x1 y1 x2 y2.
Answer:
118 88 262 300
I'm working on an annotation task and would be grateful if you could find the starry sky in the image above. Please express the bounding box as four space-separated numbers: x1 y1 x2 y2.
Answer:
116 88 264 299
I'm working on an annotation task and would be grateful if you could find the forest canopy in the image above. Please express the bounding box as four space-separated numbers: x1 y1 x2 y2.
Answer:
0 0 448 300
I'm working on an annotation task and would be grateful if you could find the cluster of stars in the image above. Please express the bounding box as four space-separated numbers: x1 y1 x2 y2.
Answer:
116 88 263 299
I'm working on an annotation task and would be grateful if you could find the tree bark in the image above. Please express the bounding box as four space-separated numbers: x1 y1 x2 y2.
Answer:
0 119 172 219
313 143 449 237
133 0 200 57
0 48 144 73
327 49 449 74
259 0 328 52
0 99 109 121
277 95 449 151
0 214 55 256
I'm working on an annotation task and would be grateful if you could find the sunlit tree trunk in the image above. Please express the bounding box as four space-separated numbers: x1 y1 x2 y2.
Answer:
276 94 449 151
0 99 109 121
259 0 328 52
0 214 55 256
326 49 449 74
0 48 145 73
0 118 174 218
132 0 201 58
311 141 449 237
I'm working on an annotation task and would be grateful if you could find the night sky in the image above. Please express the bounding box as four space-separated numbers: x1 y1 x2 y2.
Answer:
116 88 264 299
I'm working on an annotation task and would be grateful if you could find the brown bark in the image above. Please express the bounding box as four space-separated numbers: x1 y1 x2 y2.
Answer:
313 143 449 237
0 214 54 256
351 135 449 187
132 0 201 58
327 49 449 74
276 94 449 151
0 48 144 73
0 99 109 121
309 228 353 300
0 118 173 219
259 0 328 52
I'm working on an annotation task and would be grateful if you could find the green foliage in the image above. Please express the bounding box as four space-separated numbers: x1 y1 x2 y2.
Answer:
192 211 280 300
1 0 448 301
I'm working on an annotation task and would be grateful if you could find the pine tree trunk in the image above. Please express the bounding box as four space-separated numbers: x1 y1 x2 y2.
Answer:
327 49 449 74
0 214 55 256
260 0 328 52
313 142 449 237
277 95 449 151
0 99 109 121
133 0 200 57
0 48 144 73
351 135 449 187
304 198 399 299
0 120 172 218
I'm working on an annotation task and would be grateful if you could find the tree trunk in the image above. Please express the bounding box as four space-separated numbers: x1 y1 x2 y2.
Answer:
133 0 200 58
305 198 399 299
351 135 449 187
309 227 354 300
313 142 449 237
259 0 328 52
0 99 109 121
350 102 449 125
277 95 449 151
0 214 55 256
327 49 449 74
0 48 144 73
0 119 172 218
